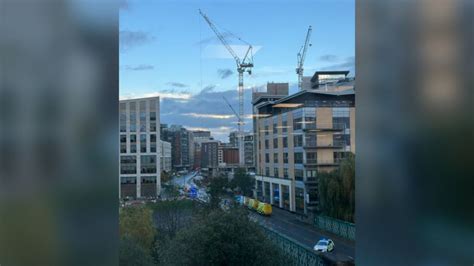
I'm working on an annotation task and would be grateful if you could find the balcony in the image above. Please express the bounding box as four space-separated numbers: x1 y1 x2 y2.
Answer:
303 123 348 132
303 142 344 149
304 160 340 166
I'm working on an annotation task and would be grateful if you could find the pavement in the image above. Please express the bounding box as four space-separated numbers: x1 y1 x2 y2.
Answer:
249 206 355 263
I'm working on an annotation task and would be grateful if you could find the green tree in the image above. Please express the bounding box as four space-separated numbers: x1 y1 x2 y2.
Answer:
119 206 155 251
161 208 287 266
208 175 229 208
318 153 355 222
230 168 254 196
119 235 155 266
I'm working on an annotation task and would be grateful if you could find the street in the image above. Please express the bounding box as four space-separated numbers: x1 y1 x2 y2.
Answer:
249 207 355 263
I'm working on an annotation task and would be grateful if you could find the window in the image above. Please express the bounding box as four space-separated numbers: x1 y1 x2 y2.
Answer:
265 139 269 149
265 153 270 163
295 187 305 213
283 153 288 164
305 134 317 147
333 134 350 146
141 176 156 184
264 125 269 136
294 135 303 147
130 102 137 132
295 169 304 181
283 168 288 179
120 156 136 174
273 138 278 149
283 137 288 148
121 176 136 184
282 121 288 133
139 101 146 132
306 152 317 164
140 134 147 152
273 153 278 164
293 117 303 130
120 104 126 132
265 167 270 176
141 155 157 174
306 170 317 180
294 152 303 164
274 168 279 178
120 135 127 153
273 123 278 134
130 134 137 153
305 117 316 130
150 134 157 153
334 152 349 163
333 117 350 130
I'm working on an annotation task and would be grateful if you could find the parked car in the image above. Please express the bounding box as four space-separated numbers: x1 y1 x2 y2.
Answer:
313 238 335 252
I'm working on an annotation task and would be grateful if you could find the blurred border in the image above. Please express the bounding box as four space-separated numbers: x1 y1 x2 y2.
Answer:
0 1 119 265
356 0 473 265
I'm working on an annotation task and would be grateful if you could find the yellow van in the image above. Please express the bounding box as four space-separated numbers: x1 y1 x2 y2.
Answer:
261 203 272 216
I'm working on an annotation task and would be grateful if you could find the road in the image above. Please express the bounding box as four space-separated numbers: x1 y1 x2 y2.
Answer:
170 171 209 202
171 171 196 187
249 207 355 263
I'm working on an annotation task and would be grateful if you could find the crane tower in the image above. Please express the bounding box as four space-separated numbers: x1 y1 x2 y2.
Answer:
199 9 254 165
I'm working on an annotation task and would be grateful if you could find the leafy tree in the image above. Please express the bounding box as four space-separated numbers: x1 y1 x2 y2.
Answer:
119 235 155 266
119 206 155 251
318 153 355 222
208 175 229 208
148 199 196 238
160 171 171 183
160 208 287 266
230 168 254 196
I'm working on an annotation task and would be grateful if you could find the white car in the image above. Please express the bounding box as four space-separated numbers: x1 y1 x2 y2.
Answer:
313 238 335 252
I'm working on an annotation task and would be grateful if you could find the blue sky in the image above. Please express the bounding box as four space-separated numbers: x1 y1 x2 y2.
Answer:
120 0 354 141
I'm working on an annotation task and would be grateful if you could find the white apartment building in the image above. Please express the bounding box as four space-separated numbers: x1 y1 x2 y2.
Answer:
119 97 161 199
160 141 172 172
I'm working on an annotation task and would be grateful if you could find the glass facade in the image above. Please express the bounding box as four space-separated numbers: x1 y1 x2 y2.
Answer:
140 134 147 153
141 155 157 174
120 156 137 174
295 187 305 214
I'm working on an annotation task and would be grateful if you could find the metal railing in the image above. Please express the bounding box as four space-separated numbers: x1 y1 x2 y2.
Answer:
260 225 326 266
314 215 355 241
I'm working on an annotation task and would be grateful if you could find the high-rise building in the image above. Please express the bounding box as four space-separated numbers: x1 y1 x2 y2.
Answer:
243 133 255 169
229 131 239 147
201 141 220 178
119 97 161 199
160 141 172 173
192 131 213 169
253 75 355 215
161 125 194 171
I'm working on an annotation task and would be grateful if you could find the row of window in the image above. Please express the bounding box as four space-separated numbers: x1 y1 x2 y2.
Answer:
120 155 157 174
120 134 158 153
120 120 157 133
120 176 157 184
261 132 350 150
264 152 315 164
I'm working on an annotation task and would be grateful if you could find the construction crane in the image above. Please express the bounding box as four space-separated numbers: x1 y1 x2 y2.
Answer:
223 96 241 123
199 9 254 165
296 25 312 90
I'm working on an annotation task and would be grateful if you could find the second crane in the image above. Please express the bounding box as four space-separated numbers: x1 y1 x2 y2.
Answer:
199 9 254 165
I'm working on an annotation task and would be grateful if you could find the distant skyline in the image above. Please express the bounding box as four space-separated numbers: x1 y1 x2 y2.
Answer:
120 0 354 141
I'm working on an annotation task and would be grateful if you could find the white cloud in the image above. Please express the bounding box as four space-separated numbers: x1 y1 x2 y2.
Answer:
183 113 234 119
119 91 192 101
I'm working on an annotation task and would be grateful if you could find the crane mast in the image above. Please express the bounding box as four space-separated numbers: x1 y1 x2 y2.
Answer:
296 25 312 90
199 9 253 166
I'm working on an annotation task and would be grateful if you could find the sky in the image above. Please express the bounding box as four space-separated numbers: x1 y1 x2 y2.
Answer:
119 0 355 141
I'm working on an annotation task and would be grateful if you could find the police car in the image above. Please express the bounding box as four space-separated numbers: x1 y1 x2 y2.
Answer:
313 238 335 252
